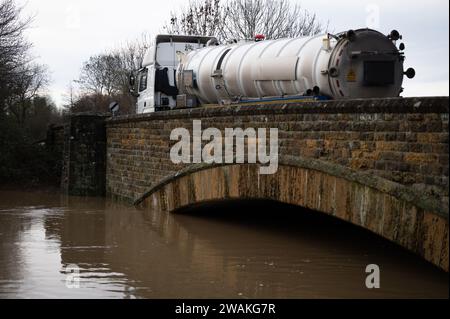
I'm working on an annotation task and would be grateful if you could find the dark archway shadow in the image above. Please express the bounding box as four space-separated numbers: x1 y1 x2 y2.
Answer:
173 198 449 275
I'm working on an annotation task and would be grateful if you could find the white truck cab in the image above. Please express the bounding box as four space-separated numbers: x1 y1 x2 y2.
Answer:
132 34 217 114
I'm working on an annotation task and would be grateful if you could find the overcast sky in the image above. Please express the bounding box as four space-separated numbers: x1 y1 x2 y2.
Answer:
17 0 449 107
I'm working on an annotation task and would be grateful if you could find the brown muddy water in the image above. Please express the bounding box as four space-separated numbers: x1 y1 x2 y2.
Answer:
0 190 447 299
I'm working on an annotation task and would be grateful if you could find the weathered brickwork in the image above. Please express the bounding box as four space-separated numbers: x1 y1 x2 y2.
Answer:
106 97 449 204
62 113 108 196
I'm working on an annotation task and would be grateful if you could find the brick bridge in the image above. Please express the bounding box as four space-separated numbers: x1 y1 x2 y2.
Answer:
60 97 449 271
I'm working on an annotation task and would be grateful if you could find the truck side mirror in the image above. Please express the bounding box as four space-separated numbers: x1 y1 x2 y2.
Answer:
129 74 140 97
129 74 136 87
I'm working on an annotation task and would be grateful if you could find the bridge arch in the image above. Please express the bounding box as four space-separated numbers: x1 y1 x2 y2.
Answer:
135 156 448 271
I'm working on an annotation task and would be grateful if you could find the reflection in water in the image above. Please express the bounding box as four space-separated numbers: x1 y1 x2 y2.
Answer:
0 190 447 299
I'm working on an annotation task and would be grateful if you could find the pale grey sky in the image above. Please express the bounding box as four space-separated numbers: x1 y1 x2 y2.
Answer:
17 0 449 107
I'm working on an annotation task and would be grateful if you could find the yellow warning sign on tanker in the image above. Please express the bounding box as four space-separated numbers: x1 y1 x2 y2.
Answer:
347 69 356 82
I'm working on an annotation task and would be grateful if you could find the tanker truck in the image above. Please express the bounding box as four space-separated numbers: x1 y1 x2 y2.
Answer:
130 29 415 114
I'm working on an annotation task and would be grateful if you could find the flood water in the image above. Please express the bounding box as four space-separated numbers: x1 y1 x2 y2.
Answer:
0 190 447 299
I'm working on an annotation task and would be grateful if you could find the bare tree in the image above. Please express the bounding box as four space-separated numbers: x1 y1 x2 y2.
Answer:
72 35 150 114
75 54 121 96
164 0 325 42
113 34 150 94
164 0 224 38
223 0 325 40
0 0 50 125
0 0 61 187
76 33 150 97
7 63 50 125
62 82 77 112
0 0 33 113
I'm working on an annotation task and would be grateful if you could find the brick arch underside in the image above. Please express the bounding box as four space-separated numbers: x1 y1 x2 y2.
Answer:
135 159 448 272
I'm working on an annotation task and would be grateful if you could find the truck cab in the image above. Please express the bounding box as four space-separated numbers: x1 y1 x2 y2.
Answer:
133 34 217 114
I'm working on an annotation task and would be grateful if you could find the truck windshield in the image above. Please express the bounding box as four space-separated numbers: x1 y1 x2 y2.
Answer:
138 68 148 92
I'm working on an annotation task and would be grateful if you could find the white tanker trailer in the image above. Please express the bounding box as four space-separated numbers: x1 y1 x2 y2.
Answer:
130 29 415 114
